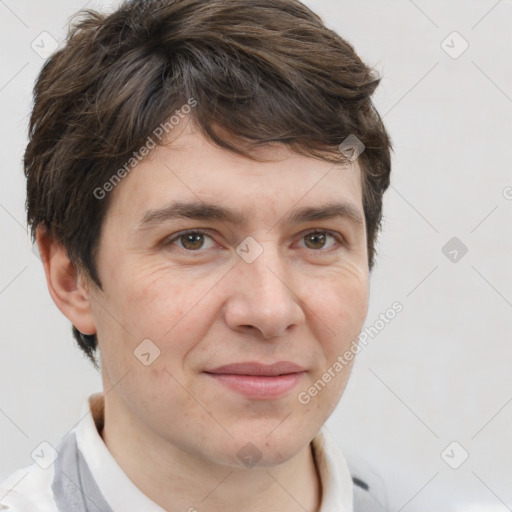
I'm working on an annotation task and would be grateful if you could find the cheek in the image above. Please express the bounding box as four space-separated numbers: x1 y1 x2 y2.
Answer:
109 265 228 382
325 271 368 387
308 264 369 349
105 261 206 338
301 272 367 418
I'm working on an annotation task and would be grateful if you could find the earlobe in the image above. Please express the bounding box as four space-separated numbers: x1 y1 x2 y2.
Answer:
35 224 97 336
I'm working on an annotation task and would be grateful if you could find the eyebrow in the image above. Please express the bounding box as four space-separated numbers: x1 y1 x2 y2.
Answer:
134 200 364 232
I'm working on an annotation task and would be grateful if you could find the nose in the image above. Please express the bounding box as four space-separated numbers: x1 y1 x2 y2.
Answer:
223 246 306 339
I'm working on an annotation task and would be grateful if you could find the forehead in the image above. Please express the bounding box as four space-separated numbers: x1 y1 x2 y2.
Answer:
104 122 364 230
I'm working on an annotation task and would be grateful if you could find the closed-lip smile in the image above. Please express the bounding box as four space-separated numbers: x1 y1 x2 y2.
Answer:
204 361 306 399
205 361 306 376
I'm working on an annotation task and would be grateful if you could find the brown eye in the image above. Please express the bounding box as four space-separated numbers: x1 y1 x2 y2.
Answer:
304 232 327 249
298 231 341 251
179 233 205 250
166 230 216 251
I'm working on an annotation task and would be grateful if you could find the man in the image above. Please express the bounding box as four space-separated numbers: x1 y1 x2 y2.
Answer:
1 0 392 510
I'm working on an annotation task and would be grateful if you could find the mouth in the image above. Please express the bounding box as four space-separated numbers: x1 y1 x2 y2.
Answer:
204 361 307 399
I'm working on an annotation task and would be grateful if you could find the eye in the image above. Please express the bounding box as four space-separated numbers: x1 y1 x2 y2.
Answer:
165 229 216 251
163 228 344 254
296 230 343 251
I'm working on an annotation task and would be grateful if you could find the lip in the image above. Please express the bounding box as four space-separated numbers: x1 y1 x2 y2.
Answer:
205 361 306 376
204 361 306 400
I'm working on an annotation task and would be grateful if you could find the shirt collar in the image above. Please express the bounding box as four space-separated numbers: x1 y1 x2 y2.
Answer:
74 393 353 512
311 425 354 511
75 393 165 512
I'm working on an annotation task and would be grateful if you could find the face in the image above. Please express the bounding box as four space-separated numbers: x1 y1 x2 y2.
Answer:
88 121 369 468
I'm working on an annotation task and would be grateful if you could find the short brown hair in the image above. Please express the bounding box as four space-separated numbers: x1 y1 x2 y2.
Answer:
25 0 392 365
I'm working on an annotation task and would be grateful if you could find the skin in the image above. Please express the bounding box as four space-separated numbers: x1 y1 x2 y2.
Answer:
38 119 370 512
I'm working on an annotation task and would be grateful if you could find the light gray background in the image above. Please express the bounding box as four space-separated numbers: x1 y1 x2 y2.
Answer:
1 1 511 510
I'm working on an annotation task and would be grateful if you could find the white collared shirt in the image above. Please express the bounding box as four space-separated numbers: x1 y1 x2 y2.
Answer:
0 393 356 512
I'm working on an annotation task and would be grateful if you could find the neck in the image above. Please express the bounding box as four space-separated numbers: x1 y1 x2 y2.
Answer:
100 394 322 512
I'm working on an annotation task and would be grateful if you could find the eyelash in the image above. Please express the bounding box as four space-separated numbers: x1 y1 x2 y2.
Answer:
163 228 346 254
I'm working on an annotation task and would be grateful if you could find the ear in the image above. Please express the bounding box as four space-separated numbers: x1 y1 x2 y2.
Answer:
36 224 96 336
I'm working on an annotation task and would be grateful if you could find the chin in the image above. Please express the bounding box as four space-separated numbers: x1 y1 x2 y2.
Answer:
216 428 313 470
